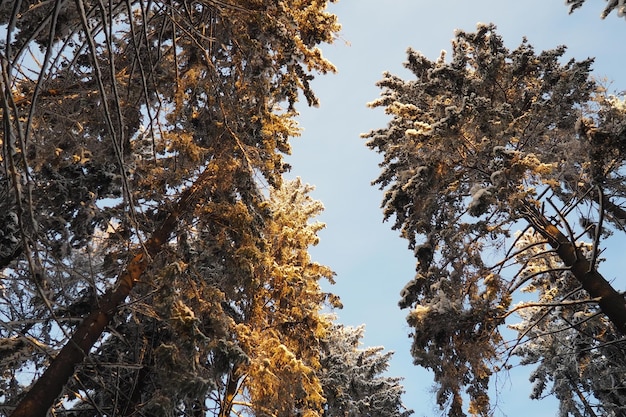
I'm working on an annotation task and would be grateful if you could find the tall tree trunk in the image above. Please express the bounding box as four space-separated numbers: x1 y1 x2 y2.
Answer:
522 203 626 334
10 166 217 417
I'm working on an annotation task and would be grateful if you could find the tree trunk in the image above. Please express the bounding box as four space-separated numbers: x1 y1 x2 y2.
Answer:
10 253 145 417
10 166 216 417
523 205 626 334
543 222 626 333
218 367 241 417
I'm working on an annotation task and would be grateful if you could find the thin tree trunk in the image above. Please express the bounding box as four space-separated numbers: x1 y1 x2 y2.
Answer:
218 366 241 417
10 166 217 417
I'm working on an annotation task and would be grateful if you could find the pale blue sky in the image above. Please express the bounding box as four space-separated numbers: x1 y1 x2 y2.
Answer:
286 1 626 416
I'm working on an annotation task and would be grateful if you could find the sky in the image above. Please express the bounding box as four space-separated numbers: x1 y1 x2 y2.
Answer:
284 1 626 416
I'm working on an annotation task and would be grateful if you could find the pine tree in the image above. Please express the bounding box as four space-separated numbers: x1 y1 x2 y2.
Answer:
0 1 340 416
364 24 626 416
43 178 338 417
319 323 413 417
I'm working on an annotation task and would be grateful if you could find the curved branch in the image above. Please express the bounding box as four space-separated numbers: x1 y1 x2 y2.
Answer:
502 296 601 320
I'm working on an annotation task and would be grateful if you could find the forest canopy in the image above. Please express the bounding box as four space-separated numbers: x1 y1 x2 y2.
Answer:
3 2 626 417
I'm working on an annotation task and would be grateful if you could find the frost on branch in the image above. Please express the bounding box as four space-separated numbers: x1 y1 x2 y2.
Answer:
319 324 413 417
468 185 495 217
510 230 626 417
365 22 626 417
1 1 342 415
565 0 626 20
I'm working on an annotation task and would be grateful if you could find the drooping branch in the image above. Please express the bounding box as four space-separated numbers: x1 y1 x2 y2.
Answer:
10 165 217 417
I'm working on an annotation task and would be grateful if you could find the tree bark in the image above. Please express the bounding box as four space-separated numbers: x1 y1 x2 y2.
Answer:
10 166 216 417
10 253 145 417
543 222 626 333
524 205 626 334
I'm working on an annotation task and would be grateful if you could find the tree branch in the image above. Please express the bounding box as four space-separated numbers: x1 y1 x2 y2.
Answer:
520 202 626 334
10 164 217 417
